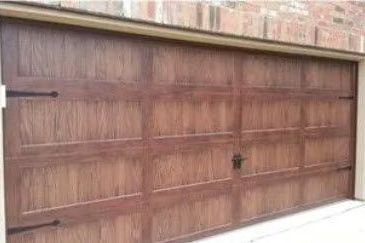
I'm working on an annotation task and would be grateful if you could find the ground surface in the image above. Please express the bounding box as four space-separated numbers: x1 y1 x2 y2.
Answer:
196 200 365 243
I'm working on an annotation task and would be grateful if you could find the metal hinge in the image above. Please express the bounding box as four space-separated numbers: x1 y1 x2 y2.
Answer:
336 165 352 171
6 90 59 98
338 96 354 100
7 219 60 235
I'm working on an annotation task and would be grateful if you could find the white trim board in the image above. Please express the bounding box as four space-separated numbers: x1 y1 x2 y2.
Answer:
356 61 365 201
0 32 5 243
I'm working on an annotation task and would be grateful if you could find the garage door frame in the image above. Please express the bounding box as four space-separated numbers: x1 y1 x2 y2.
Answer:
0 2 364 243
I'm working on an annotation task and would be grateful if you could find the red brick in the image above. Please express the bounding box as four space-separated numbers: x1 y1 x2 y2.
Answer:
161 1 198 29
131 1 156 21
316 26 348 50
28 0 365 53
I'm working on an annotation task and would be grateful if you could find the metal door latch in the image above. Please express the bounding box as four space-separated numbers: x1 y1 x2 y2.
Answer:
232 153 246 169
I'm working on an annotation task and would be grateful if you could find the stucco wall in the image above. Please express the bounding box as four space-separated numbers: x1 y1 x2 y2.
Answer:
24 1 365 53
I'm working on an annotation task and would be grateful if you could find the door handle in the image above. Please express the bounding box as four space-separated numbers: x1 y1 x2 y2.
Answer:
6 90 59 98
7 219 61 235
232 153 246 169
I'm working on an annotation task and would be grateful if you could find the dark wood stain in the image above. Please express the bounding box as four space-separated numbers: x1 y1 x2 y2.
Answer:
1 19 356 243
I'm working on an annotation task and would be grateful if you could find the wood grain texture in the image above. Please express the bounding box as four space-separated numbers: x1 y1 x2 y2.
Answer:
8 213 142 243
238 53 301 88
152 145 232 190
303 59 353 91
20 99 142 145
305 99 351 128
2 19 356 243
18 24 148 83
240 179 300 221
303 170 350 204
304 137 350 166
241 98 301 131
152 194 231 242
152 98 233 137
20 157 142 211
152 43 234 86
241 140 301 176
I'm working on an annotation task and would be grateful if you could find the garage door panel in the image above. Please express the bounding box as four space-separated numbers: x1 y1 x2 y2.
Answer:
18 24 65 78
7 139 145 161
240 179 300 221
303 170 350 204
152 44 234 86
19 157 142 212
17 23 150 83
19 99 142 145
2 20 356 242
152 98 233 137
241 140 301 176
238 53 301 88
303 59 353 91
304 136 350 166
305 99 351 128
8 213 143 243
152 144 233 190
241 98 301 131
152 194 231 242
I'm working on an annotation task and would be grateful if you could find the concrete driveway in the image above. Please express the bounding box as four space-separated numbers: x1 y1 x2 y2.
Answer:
196 200 365 243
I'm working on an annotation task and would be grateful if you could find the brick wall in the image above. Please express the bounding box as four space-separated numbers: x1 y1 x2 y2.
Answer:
26 1 365 53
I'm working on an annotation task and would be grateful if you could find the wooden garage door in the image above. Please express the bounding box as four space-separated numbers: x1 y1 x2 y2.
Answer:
2 20 356 243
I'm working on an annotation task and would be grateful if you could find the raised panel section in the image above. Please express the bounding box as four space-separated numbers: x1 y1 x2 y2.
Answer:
152 44 234 86
18 24 148 82
152 194 231 242
152 98 233 137
7 213 142 243
305 100 351 128
304 136 350 166
303 171 349 204
239 53 301 88
20 157 142 211
241 179 300 221
241 98 300 131
303 59 353 91
241 141 300 176
152 145 233 190
20 99 142 145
